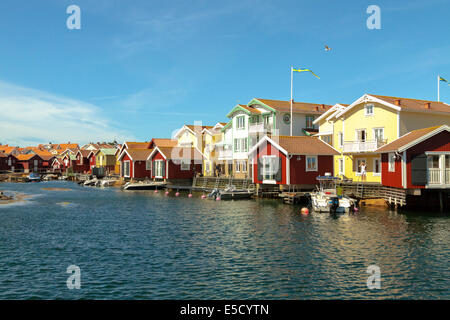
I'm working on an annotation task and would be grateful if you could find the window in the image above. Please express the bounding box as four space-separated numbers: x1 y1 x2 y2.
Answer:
338 132 344 148
181 160 190 170
356 129 366 142
365 104 374 116
123 161 130 177
235 161 241 172
262 156 278 180
373 128 384 141
146 160 151 170
242 161 247 173
338 158 344 175
155 160 164 177
234 139 239 152
446 155 450 169
236 116 245 129
427 155 440 169
8 158 11 166
242 138 248 152
388 153 396 172
305 116 315 129
306 156 318 171
233 138 247 152
322 135 332 145
373 158 381 176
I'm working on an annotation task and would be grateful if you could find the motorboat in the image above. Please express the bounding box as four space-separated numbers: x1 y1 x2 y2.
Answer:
209 186 254 200
122 181 166 190
310 176 356 214
28 173 41 182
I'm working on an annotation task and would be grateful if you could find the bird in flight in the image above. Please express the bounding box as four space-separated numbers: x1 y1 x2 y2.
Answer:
324 44 332 51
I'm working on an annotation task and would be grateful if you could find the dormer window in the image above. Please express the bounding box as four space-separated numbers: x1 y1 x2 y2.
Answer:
365 104 374 116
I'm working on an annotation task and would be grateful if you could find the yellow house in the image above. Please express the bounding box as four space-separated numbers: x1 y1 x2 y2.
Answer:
315 94 450 183
202 122 226 176
95 148 117 174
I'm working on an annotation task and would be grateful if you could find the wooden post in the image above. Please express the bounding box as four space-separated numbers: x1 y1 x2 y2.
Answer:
439 191 444 213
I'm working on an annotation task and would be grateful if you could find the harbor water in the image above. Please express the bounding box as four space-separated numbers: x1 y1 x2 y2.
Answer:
0 181 448 299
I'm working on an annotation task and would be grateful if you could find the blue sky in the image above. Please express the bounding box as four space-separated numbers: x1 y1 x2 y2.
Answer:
0 0 449 146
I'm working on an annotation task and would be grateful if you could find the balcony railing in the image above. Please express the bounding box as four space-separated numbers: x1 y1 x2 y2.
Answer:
218 149 233 160
446 169 450 184
428 168 441 184
342 139 386 153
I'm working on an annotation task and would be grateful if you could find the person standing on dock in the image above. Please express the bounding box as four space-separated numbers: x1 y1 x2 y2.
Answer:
359 161 367 182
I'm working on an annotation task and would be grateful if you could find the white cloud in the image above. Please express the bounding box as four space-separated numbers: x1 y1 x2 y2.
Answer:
0 81 134 146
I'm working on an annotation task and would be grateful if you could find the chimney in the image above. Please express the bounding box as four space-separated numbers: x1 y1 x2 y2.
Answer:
425 102 431 109
315 106 319 111
394 99 401 106
321 104 325 109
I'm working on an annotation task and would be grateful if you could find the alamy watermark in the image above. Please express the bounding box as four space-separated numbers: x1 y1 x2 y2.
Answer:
66 265 81 289
366 5 381 30
66 5 81 30
366 265 381 289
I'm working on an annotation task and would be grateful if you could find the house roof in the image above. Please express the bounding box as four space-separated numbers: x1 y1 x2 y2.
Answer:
0 152 7 158
16 154 40 161
370 94 450 114
150 146 205 161
123 148 153 161
253 98 333 115
76 150 91 158
125 142 151 149
0 146 17 154
57 143 79 150
32 149 54 161
150 138 178 148
249 135 340 156
96 148 117 156
376 125 450 153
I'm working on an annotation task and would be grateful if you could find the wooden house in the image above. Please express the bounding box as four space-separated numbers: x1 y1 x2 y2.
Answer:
248 135 339 188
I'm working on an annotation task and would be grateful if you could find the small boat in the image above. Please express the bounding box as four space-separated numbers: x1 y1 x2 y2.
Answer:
122 181 166 190
83 178 98 186
209 186 254 200
310 176 356 214
28 173 41 182
100 179 117 187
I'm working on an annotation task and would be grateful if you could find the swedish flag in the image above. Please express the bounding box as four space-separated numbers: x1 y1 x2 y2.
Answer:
293 68 320 79
439 76 449 85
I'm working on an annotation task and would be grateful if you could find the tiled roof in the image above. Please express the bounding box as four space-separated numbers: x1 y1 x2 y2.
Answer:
255 99 333 114
275 136 339 155
0 152 7 158
126 148 153 161
97 148 117 156
156 147 204 160
125 142 150 149
57 143 79 150
370 94 450 114
151 138 178 148
376 125 447 153
16 154 39 161
239 104 263 114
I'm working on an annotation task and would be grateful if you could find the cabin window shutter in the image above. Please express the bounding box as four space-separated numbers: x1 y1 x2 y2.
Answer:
411 154 427 185
275 157 282 181
257 157 263 181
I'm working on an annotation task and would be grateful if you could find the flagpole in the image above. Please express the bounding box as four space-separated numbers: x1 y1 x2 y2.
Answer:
290 66 293 136
438 74 440 102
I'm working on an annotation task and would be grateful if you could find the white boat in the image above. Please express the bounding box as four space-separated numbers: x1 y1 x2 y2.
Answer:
100 179 117 187
310 176 356 214
83 178 98 186
208 186 254 200
122 181 166 190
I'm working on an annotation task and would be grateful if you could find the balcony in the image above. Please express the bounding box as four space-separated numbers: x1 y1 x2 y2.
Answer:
428 168 450 185
249 122 273 134
218 149 233 160
342 139 386 153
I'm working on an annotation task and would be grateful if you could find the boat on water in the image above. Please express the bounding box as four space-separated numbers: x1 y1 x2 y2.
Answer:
122 181 166 190
310 176 356 214
208 186 254 200
28 173 41 182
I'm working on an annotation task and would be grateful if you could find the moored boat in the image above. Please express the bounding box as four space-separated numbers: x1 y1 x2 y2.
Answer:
28 173 41 182
310 176 356 214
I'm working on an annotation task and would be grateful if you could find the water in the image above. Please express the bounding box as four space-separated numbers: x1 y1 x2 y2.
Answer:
0 181 448 299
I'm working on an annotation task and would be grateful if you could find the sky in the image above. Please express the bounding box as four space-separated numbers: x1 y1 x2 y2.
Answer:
0 0 449 146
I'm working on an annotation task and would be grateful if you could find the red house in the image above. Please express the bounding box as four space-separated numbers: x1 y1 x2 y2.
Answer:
15 154 44 173
0 152 8 171
118 148 153 179
147 146 204 180
51 158 64 172
248 135 339 187
74 150 91 173
87 151 96 173
377 125 450 189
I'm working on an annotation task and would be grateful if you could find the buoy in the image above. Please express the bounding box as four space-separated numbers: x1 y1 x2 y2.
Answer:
188 193 192 198
201 195 206 199
216 196 221 201
154 189 158 193
301 207 309 215
353 207 359 213
165 191 169 195
175 192 180 197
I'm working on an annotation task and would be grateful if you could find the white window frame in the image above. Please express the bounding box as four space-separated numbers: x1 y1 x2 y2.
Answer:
236 116 245 129
146 160 152 171
373 128 384 141
123 160 131 177
262 155 277 183
356 129 367 142
338 158 344 175
388 153 396 172
364 104 374 116
305 156 318 172
373 157 381 176
338 132 343 148
235 161 241 172
242 160 247 173
155 160 164 178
